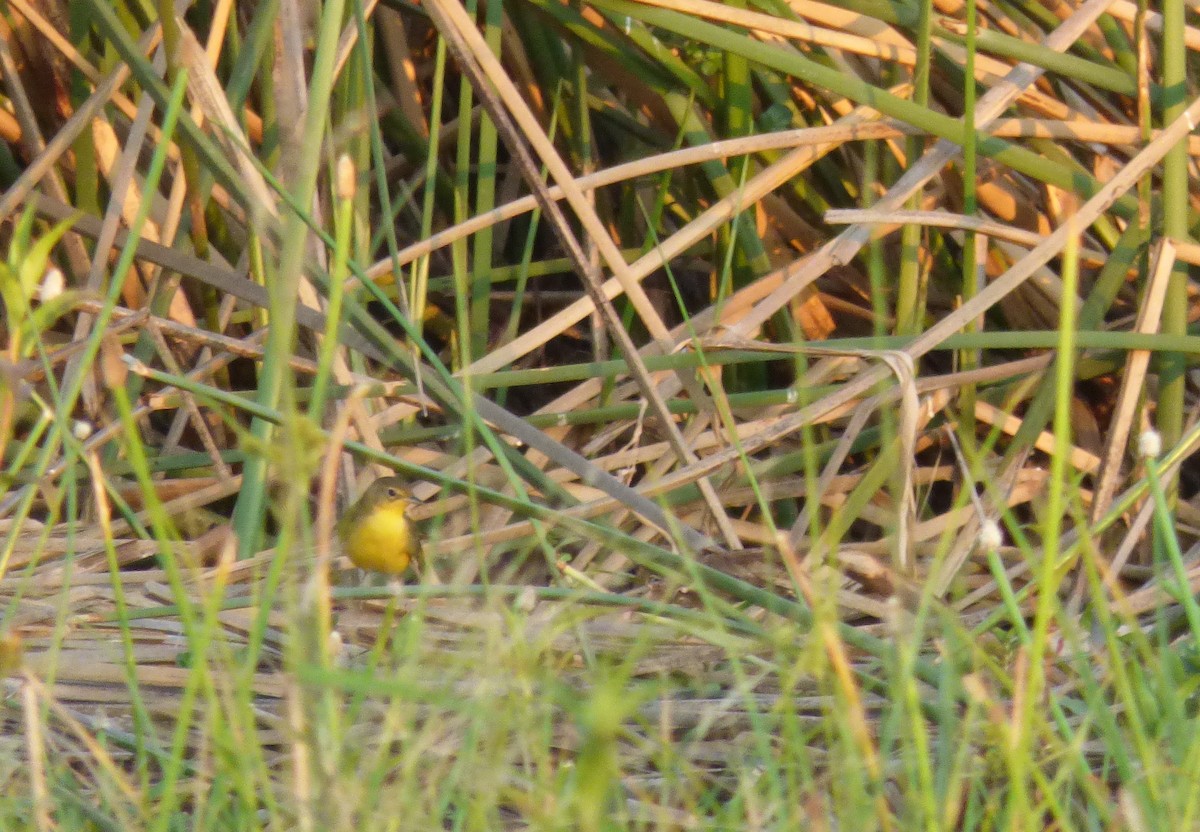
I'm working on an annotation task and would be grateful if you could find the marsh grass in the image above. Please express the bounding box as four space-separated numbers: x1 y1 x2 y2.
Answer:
1 0 1200 828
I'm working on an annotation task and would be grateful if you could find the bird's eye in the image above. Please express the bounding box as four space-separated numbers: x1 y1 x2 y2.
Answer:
386 487 399 499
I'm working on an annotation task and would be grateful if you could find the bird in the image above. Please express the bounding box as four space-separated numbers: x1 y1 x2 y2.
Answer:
336 476 422 576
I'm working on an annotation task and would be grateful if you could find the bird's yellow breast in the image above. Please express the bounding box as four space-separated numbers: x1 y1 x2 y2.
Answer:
343 502 418 575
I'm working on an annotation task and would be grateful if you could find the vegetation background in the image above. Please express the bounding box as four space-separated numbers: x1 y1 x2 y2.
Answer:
0 0 1199 829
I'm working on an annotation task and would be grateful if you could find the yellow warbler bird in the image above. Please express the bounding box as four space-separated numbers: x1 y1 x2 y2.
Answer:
336 476 422 575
